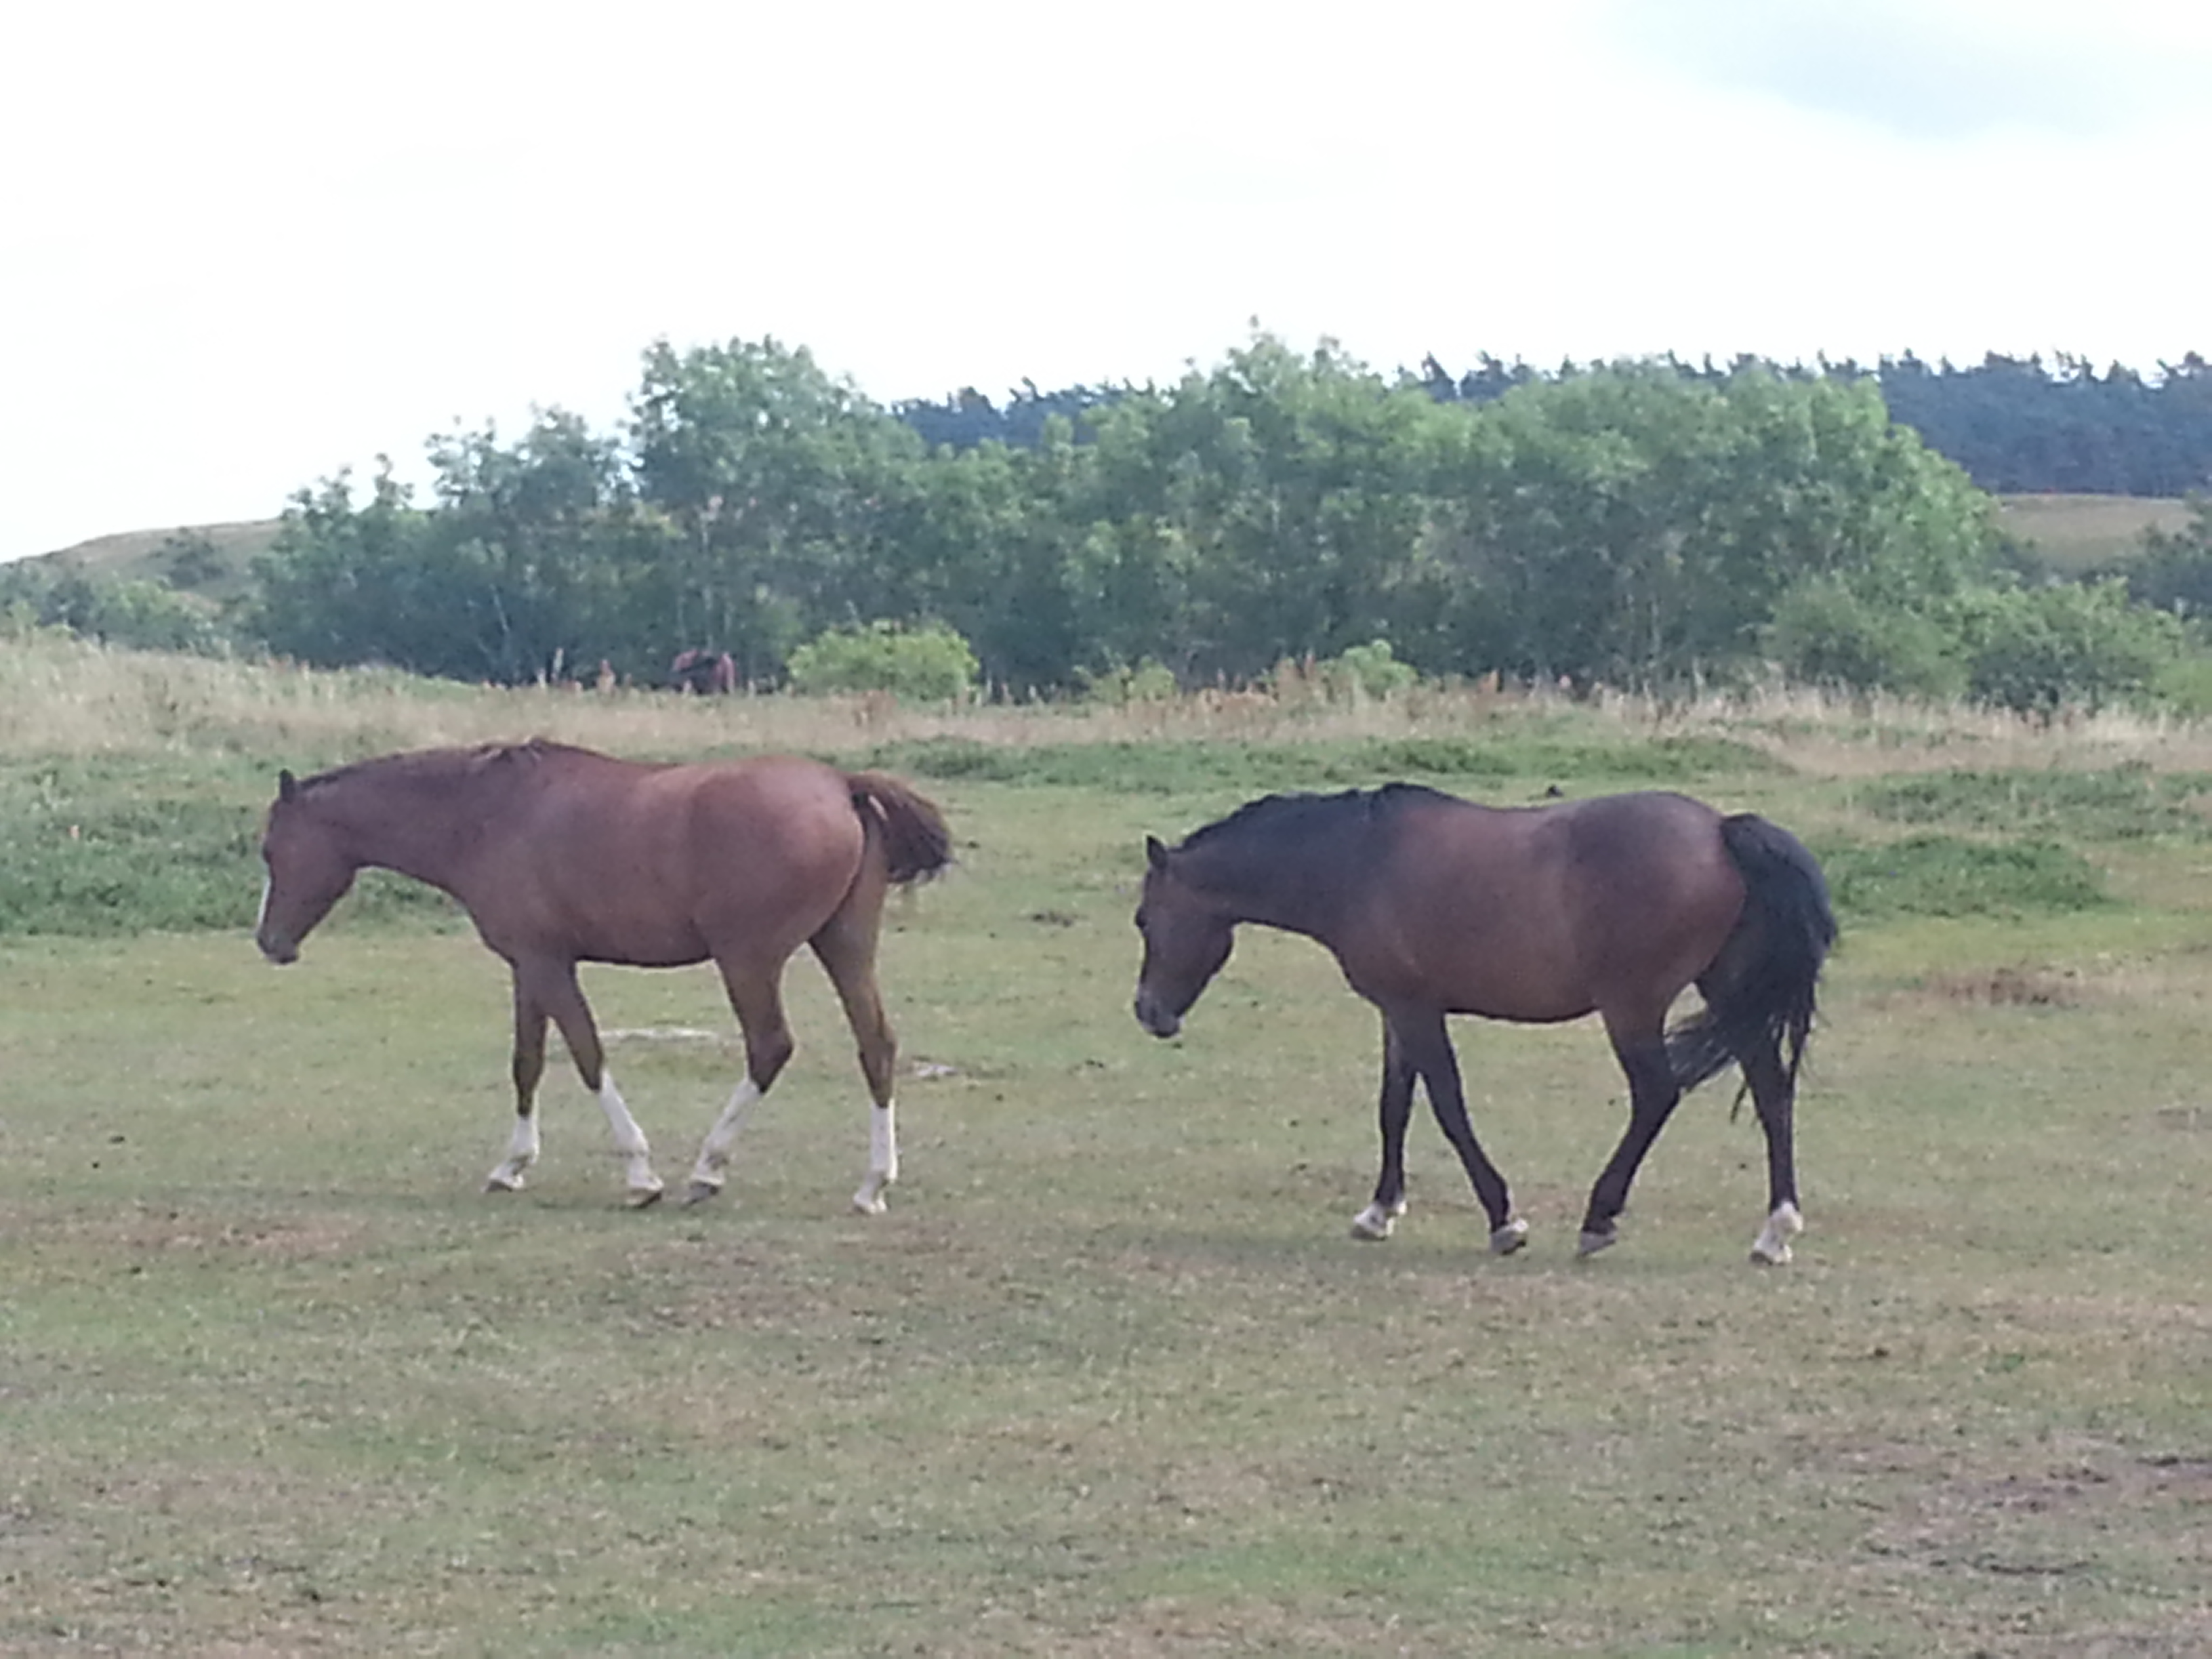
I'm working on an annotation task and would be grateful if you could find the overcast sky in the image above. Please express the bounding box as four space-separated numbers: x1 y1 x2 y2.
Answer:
4 0 2207 562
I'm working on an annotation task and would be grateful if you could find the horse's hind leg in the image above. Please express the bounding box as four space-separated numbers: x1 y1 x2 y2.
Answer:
1351 1017 1416 1240
537 959 663 1206
1740 1040 1803 1265
1392 1008 1525 1254
808 900 903 1216
1578 1018 1683 1256
684 958 797 1206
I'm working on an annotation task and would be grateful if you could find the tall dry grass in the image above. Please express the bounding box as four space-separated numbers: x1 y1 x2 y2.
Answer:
9 630 2212 774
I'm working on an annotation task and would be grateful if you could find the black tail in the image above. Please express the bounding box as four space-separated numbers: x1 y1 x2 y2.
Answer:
1666 814 1837 1097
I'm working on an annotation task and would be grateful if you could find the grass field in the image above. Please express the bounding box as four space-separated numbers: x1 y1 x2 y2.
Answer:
2 639 2209 1655
1994 495 2193 574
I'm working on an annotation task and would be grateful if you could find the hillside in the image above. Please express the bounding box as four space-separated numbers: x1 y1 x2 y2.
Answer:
26 518 282 603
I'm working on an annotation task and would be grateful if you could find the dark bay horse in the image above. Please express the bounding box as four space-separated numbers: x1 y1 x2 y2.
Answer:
1133 784 1836 1263
255 740 951 1210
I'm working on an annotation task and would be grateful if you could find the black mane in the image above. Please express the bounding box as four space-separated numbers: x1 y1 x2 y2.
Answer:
1181 782 1458 856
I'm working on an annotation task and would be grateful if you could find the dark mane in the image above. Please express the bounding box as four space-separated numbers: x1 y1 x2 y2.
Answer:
1180 783 1457 855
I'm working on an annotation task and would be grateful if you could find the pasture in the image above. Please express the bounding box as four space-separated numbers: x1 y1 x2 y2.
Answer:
1 638 2209 1655
1994 493 2192 575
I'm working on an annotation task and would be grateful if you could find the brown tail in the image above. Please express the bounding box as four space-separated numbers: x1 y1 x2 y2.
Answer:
846 771 954 885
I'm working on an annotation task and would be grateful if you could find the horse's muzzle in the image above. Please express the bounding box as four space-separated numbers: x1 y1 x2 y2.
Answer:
1133 993 1181 1040
258 933 299 966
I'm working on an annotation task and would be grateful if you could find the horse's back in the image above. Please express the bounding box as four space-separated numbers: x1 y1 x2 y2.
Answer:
488 752 871 966
1351 790 1743 1021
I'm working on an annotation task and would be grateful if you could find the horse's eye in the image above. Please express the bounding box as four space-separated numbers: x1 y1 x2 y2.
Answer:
1134 908 1148 930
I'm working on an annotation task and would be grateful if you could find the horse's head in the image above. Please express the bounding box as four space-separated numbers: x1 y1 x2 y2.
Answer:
1132 835 1235 1039
255 770 358 964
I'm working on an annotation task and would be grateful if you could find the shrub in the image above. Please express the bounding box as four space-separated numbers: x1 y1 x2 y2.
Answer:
784 620 979 701
1763 577 1965 699
0 567 230 657
1322 639 1419 699
1077 659 1179 705
1958 579 2186 716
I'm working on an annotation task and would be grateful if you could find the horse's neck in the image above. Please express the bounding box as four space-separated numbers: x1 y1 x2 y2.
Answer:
1189 838 1345 938
327 767 493 887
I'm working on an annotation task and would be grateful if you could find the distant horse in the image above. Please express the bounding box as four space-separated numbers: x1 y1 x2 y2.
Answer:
670 649 739 695
255 740 952 1210
1132 785 1835 1263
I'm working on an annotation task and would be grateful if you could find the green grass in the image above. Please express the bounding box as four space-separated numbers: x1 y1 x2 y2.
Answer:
3 655 2211 1653
861 731 1776 794
5 759 2212 1655
0 754 455 935
1858 766 2212 842
1818 834 2112 920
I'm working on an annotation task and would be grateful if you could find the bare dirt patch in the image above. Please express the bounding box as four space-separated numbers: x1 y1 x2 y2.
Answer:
1913 964 2091 1008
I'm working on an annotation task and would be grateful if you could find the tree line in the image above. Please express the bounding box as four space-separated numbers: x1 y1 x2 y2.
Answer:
9 332 2212 712
905 350 2212 501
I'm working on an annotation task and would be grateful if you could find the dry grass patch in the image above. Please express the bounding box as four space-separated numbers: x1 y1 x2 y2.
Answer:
20 632 2212 785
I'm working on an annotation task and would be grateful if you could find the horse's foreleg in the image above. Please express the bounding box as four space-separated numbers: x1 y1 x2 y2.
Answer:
811 920 901 1216
686 962 796 1206
1351 1018 1416 1241
1740 1041 1804 1265
1394 1008 1523 1254
540 962 662 1206
485 981 548 1192
1579 1025 1682 1256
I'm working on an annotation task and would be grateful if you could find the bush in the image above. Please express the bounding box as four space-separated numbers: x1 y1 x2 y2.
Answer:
1958 579 2186 716
784 620 979 701
1763 578 1965 699
1322 639 1420 699
1077 659 1179 705
0 567 230 657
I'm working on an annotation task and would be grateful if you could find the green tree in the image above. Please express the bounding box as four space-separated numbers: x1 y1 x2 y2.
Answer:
628 337 924 681
249 464 453 672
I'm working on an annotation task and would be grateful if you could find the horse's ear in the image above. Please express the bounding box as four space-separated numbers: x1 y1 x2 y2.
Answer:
278 770 298 802
1145 834 1169 872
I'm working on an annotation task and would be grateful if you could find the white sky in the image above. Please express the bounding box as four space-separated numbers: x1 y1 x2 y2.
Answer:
4 0 2208 561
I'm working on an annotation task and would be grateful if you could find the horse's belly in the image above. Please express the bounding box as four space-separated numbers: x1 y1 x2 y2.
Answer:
571 917 712 968
1452 991 1597 1025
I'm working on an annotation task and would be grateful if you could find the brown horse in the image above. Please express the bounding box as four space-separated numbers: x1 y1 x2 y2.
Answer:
255 740 951 1210
1133 784 1835 1263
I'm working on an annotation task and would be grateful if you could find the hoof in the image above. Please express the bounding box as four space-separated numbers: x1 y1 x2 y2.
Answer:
852 1190 889 1216
1576 1227 1618 1258
1489 1217 1530 1256
1349 1201 1404 1242
1750 1202 1803 1265
627 1183 665 1210
682 1180 723 1207
484 1172 524 1194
